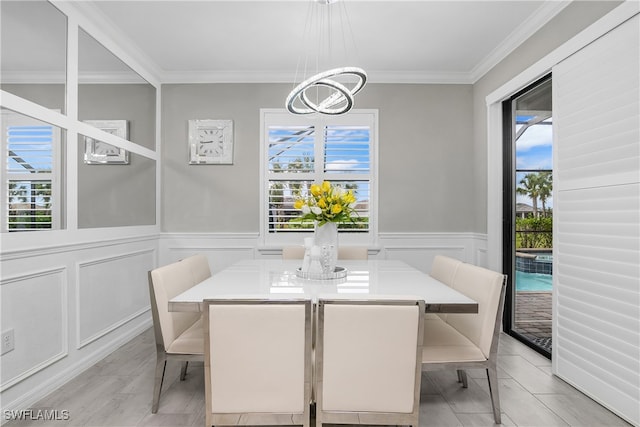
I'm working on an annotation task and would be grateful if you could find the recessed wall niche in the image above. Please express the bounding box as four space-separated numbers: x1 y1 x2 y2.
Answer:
0 0 67 112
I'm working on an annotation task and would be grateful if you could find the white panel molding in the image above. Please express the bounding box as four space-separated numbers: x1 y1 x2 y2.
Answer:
0 232 159 261
75 248 155 348
76 306 150 350
0 267 68 392
0 320 150 419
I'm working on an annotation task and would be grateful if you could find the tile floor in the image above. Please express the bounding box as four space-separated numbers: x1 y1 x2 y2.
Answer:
2 328 632 427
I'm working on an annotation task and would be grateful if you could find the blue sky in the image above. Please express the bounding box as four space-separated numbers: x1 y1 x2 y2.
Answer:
515 117 553 207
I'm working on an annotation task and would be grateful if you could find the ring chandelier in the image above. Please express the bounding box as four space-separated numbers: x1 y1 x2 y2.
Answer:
286 0 367 115
286 66 367 115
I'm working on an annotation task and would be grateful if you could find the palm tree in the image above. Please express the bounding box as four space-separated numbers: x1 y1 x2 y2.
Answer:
537 172 553 217
516 173 541 217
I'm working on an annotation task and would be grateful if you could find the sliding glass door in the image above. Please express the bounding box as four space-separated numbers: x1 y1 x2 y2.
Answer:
502 75 553 358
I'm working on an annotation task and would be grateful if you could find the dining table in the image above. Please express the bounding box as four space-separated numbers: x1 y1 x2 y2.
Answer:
168 259 478 314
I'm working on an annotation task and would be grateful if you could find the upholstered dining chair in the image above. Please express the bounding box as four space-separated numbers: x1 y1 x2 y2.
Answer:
315 298 424 427
181 253 212 285
337 246 368 260
421 262 507 424
204 299 312 427
430 255 462 287
148 260 204 413
282 245 306 259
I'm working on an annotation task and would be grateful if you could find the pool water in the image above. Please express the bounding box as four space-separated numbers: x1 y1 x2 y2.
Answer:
515 270 552 291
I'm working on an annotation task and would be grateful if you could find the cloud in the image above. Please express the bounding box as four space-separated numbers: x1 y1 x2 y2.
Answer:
516 125 552 151
325 159 360 170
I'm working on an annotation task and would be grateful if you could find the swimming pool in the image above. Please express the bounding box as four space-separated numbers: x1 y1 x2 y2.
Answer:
515 270 552 291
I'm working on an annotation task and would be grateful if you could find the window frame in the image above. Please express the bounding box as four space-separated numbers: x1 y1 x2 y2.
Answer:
1 109 62 232
259 109 378 247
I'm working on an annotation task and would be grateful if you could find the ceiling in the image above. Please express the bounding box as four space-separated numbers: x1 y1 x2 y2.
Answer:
78 0 569 84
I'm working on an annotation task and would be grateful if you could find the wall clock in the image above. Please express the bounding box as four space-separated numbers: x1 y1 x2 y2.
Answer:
83 120 129 164
188 119 233 165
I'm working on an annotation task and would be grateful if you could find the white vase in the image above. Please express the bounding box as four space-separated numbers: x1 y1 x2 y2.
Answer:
314 221 338 273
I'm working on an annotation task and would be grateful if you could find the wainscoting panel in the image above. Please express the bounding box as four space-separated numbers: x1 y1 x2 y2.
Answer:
76 249 155 348
379 232 487 273
158 233 259 273
0 235 157 415
0 267 67 391
160 232 488 274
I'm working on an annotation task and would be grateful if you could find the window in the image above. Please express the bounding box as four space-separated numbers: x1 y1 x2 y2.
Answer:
1 109 62 231
261 110 377 246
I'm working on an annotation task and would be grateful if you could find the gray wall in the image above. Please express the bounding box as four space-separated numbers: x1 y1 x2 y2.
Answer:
471 1 622 233
77 84 157 228
161 83 474 233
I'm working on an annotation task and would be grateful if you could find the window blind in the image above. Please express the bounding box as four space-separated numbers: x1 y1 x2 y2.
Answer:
265 116 373 235
553 14 639 425
5 124 54 230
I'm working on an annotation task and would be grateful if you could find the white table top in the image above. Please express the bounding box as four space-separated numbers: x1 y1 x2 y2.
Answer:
169 259 478 313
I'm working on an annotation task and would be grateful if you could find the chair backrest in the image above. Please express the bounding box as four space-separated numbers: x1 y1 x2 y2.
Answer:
446 263 506 358
337 246 368 260
282 246 305 259
204 299 312 420
148 261 200 351
430 255 462 286
180 253 211 285
316 299 424 418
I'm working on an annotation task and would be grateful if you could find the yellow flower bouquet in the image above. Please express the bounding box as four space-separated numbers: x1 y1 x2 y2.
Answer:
293 181 357 226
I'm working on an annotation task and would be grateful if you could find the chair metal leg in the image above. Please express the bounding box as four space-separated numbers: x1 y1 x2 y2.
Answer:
152 358 167 414
180 361 189 381
457 369 468 388
486 366 501 424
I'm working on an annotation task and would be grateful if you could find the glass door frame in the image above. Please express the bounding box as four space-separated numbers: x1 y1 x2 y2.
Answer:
501 73 552 359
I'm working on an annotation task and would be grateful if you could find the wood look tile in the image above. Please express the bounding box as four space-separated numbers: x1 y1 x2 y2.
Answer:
3 328 631 427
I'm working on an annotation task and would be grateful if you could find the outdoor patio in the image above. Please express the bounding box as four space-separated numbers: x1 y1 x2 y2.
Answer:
514 290 552 351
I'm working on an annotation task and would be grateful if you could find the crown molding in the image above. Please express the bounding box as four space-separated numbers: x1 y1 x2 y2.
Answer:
1 71 148 85
52 0 163 86
160 69 475 85
50 0 570 86
470 0 571 83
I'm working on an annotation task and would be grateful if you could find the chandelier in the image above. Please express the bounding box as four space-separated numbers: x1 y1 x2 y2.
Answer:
286 0 367 115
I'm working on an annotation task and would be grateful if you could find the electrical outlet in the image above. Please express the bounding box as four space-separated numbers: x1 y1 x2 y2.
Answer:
1 329 15 355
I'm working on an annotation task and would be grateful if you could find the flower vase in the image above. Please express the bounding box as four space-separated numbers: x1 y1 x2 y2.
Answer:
314 221 338 273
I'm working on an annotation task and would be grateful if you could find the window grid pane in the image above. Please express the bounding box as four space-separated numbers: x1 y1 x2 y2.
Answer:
268 125 315 173
324 125 370 174
7 125 53 174
268 180 369 232
7 180 53 230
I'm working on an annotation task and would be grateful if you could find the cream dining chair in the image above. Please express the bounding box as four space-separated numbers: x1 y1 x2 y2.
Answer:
421 262 507 424
430 255 462 287
428 255 463 322
203 298 312 427
148 255 210 413
315 298 424 427
181 253 212 284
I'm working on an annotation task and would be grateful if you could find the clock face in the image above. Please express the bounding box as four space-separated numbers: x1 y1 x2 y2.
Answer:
189 119 233 164
93 140 120 156
83 120 130 164
197 128 225 156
